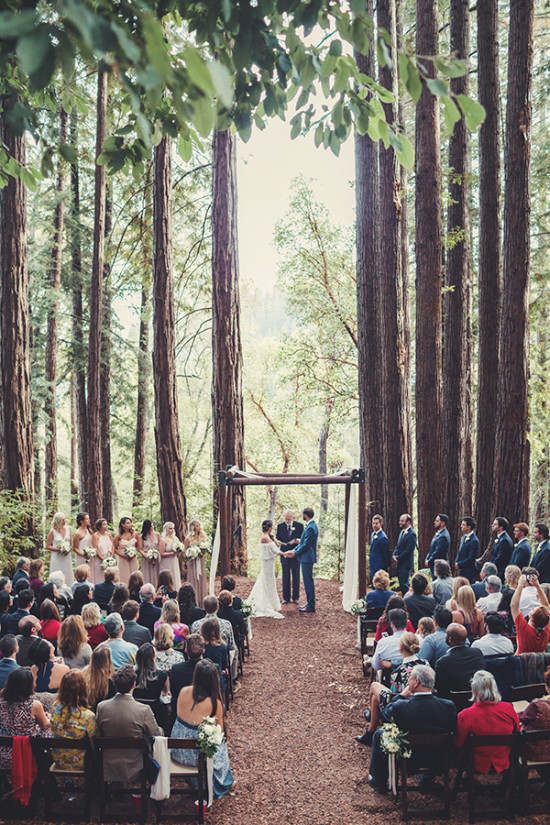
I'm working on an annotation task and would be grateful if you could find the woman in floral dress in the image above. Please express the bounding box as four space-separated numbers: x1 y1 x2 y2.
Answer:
51 670 98 770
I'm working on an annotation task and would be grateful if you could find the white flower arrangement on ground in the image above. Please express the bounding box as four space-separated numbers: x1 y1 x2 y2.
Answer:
57 539 71 555
380 723 411 759
350 598 367 616
240 599 256 618
101 557 118 570
124 544 137 559
146 547 160 563
197 716 225 758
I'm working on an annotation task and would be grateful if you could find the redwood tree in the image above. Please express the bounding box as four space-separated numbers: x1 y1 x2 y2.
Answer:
100 189 113 523
211 128 247 574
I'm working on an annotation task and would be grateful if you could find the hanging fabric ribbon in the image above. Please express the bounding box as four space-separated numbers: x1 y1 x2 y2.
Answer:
342 483 359 612
206 757 214 807
209 515 221 596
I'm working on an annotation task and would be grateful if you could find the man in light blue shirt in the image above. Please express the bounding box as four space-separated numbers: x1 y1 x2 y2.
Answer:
371 609 407 671
101 613 138 669
419 605 452 667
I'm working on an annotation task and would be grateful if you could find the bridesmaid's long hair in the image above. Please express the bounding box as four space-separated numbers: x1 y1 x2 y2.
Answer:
118 517 135 537
141 519 154 540
186 520 206 543
76 512 93 534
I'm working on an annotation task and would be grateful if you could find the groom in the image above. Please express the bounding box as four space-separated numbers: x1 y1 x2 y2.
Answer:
285 507 318 613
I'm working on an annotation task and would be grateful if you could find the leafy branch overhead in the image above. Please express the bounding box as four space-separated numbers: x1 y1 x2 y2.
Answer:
0 0 484 183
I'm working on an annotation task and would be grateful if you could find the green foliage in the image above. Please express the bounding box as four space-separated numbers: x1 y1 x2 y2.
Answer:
0 491 43 575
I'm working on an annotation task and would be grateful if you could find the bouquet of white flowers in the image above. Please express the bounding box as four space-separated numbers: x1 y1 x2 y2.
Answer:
101 557 118 570
57 539 71 555
172 540 185 555
240 599 256 618
146 547 160 563
350 598 367 616
84 548 97 560
124 544 137 559
198 542 211 555
380 723 411 759
197 716 225 758
185 546 202 561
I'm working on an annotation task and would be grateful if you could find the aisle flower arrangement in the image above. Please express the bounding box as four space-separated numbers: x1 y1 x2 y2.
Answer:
197 717 225 758
350 598 367 616
240 599 256 618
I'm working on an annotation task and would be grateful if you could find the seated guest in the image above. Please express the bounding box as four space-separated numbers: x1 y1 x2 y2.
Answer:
28 638 70 693
496 588 516 636
153 623 185 672
82 602 108 649
170 633 204 700
28 559 45 596
46 572 72 618
154 599 188 650
511 572 550 654
368 664 457 794
472 563 498 600
122 600 152 647
0 634 20 688
128 570 144 603
221 575 242 611
96 664 161 784
191 596 236 653
365 571 396 610
201 617 229 694
0 668 51 770
518 665 550 763
70 583 93 616
434 623 485 700
16 615 42 665
455 670 520 773
375 596 414 642
477 575 503 615
154 570 177 606
171 659 233 797
445 576 469 610
100 613 138 669
471 612 514 656
504 564 521 592
178 584 205 627
71 564 92 595
0 590 12 635
51 670 98 769
370 609 409 672
432 560 454 606
57 615 92 669
4 588 34 635
13 557 31 587
516 566 544 617
138 583 162 635
93 567 117 611
40 598 62 643
417 617 435 641
356 632 428 745
419 605 452 667
452 585 485 640
133 643 169 702
108 583 130 616
218 590 245 640
404 574 436 630
84 646 115 711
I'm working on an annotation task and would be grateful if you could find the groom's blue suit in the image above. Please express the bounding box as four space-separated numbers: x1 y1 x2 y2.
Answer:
294 519 318 609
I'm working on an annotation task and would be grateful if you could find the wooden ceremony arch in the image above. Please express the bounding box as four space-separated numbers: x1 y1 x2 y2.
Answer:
216 467 367 598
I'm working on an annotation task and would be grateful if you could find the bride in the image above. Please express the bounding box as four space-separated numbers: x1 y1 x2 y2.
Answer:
248 519 285 619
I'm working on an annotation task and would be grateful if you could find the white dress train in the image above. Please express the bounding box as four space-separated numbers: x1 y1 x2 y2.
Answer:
248 542 284 619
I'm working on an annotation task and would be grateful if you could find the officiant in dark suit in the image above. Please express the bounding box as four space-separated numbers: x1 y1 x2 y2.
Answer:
276 510 304 604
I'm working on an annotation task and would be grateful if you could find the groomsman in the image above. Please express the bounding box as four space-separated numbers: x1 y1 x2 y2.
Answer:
490 517 514 580
393 514 417 594
426 514 451 578
532 524 550 583
276 510 303 604
455 517 480 583
511 523 532 570
368 515 391 578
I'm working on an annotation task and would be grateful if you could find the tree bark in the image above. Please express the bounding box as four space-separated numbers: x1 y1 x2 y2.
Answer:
474 0 501 543
378 0 411 549
493 0 534 523
0 121 34 519
70 375 79 511
443 0 472 553
415 0 443 565
86 68 107 524
44 107 67 516
152 135 187 542
100 188 113 523
211 128 247 575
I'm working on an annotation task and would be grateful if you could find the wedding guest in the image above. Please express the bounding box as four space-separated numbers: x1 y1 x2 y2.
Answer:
57 615 92 669
47 512 73 584
113 517 139 584
121 601 152 647
375 596 414 642
28 559 45 596
40 598 62 643
0 635 20 689
419 605 452 668
477 576 503 615
138 520 161 589
0 590 12 635
128 571 144 603
133 643 170 729
431 560 454 605
15 615 42 665
71 564 92 595
417 617 435 641
504 564 521 592
445 576 470 610
0 668 51 770
221 576 242 611
217 590 245 642
369 609 409 673
4 588 34 635
29 639 70 694
434 624 485 700
82 602 108 649
71 583 93 616
159 522 182 591
100 613 138 669
46 572 72 618
108 583 130 616
153 623 185 671
511 573 550 654
366 571 396 610
178 584 205 627
404 574 437 630
12 557 31 587
138 583 162 635
93 567 117 611
518 665 550 764
51 670 98 770
84 646 115 711
170 634 205 699
154 570 177 605
471 612 514 656
91 519 115 585
452 585 485 640
200 617 229 694
154 599 188 649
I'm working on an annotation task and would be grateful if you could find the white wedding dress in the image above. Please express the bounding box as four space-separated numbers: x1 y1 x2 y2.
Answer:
248 541 284 619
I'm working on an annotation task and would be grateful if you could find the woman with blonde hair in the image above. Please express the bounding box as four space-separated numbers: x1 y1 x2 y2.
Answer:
445 576 470 610
57 615 92 668
81 602 108 648
504 564 521 591
154 599 188 650
159 522 182 591
84 646 115 710
366 570 396 610
153 623 185 672
46 512 73 583
71 563 92 594
452 584 485 640
183 519 208 606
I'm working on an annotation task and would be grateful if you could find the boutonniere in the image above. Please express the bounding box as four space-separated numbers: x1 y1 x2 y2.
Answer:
435 530 441 537
373 531 379 538
494 538 499 544
514 542 518 548
464 535 470 542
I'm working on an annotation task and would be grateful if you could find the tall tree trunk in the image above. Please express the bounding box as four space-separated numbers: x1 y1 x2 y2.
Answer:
0 121 34 523
415 0 443 565
475 0 501 545
443 0 472 554
493 0 534 523
211 128 247 575
86 68 107 524
378 0 411 549
70 108 88 511
70 375 79 511
44 107 67 516
354 1 385 539
100 189 113 523
318 394 334 551
152 136 187 541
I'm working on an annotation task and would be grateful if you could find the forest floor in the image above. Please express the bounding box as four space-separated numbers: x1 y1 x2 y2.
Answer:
3 577 548 824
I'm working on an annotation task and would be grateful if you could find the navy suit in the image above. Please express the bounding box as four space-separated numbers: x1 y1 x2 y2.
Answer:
369 530 391 577
434 645 486 699
455 532 480 583
276 520 303 602
394 527 417 592
510 538 531 570
490 531 514 579
532 540 550 583
426 528 450 576
293 519 318 609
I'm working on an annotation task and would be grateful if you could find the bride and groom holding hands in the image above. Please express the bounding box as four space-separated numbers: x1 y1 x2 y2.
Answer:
248 507 318 618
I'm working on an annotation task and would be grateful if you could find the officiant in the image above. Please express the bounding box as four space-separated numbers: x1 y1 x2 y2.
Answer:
276 510 304 604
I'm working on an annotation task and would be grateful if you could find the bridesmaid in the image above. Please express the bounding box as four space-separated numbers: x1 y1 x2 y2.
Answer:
91 519 115 585
183 519 208 608
114 517 139 585
138 519 161 588
159 522 182 591
47 512 74 583
73 512 94 565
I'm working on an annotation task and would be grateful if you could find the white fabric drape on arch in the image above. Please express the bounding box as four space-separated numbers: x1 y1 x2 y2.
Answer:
209 515 220 596
342 483 359 612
